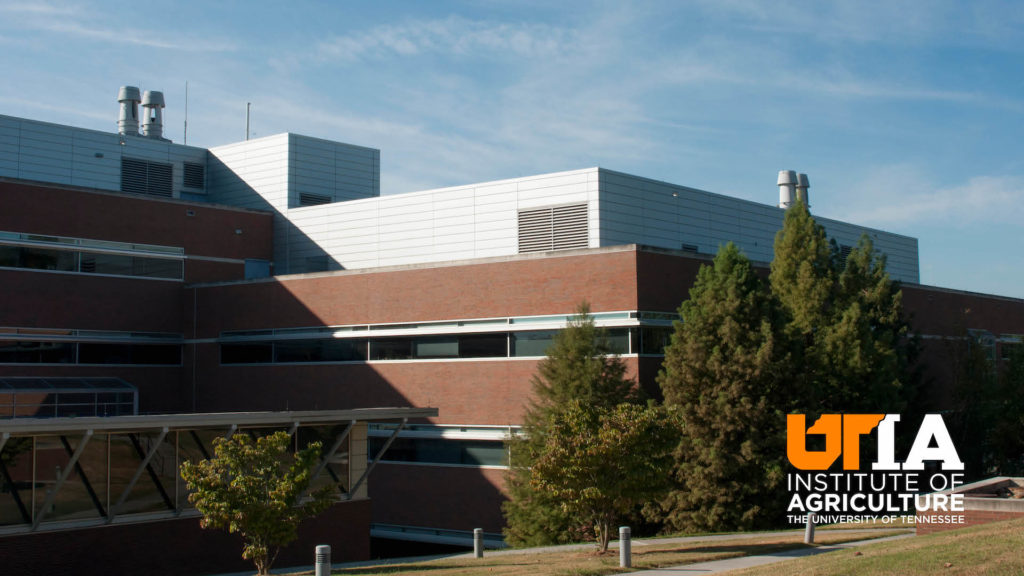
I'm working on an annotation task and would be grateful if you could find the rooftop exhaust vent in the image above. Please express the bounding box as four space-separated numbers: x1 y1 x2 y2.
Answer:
141 90 166 140
778 170 810 209
777 170 797 209
117 86 141 136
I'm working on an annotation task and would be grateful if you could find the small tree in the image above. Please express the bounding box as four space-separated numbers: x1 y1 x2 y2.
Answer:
530 400 679 552
180 431 335 575
504 302 642 547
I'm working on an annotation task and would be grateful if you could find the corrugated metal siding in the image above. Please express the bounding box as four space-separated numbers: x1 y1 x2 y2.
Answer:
597 169 920 283
0 114 207 198
283 168 599 273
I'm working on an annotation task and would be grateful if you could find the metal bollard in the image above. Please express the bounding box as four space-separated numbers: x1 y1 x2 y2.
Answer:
619 526 631 568
315 544 331 576
804 514 816 544
474 528 484 558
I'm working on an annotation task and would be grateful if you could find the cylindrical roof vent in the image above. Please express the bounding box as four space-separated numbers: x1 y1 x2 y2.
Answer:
118 86 141 136
777 170 797 208
141 90 166 140
796 173 810 206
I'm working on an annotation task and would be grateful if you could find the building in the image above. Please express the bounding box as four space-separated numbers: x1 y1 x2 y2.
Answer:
1 87 1022 573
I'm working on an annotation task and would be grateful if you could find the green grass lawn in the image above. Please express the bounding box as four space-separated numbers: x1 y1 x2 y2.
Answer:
282 528 904 576
729 518 1024 576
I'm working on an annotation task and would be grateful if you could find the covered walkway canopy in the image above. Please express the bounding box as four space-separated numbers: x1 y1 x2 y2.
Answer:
0 407 437 535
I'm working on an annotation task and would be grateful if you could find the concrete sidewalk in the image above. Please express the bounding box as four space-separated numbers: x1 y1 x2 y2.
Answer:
226 528 913 575
618 533 914 575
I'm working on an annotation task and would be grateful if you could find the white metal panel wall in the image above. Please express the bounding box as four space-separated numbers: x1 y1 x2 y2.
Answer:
597 169 920 283
208 134 291 211
281 168 599 273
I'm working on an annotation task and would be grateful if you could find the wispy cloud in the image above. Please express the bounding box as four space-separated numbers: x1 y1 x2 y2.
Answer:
0 1 236 52
826 165 1024 228
315 15 577 63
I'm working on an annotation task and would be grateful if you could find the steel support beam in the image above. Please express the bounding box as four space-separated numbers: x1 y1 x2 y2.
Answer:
110 428 169 521
347 418 406 500
32 429 93 530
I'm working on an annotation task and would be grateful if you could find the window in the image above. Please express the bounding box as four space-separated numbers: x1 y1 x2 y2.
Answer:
221 343 273 364
76 343 181 365
0 232 183 281
274 339 365 363
370 437 508 467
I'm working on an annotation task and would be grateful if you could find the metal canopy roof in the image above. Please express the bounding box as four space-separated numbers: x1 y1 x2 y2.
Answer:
0 407 438 436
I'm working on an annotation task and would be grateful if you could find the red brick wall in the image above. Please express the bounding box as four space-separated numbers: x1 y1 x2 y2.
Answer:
0 499 371 576
188 249 640 337
370 465 508 532
0 180 273 264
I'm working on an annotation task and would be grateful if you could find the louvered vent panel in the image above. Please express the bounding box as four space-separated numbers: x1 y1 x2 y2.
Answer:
299 193 333 207
120 158 173 197
147 162 173 197
183 162 205 190
518 203 588 253
120 158 148 195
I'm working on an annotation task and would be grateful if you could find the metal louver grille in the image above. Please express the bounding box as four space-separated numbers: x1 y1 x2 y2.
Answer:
299 193 333 207
121 158 173 198
183 162 205 190
518 203 589 253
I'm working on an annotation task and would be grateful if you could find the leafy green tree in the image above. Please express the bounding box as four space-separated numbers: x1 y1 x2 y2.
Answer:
503 302 642 547
658 242 789 532
530 401 679 552
180 431 335 576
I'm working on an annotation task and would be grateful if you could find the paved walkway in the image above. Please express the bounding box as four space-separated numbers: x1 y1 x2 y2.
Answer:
617 532 913 575
222 528 913 575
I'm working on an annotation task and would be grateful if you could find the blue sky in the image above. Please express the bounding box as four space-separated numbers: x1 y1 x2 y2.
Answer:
1 1 1022 298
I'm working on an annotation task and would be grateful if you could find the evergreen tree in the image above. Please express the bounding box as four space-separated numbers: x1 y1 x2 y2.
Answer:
770 202 913 414
658 242 788 532
503 302 642 546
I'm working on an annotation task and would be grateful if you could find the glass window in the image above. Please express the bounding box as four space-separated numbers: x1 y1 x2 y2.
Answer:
414 337 459 359
0 341 75 364
275 339 366 362
511 330 558 357
600 328 631 354
0 246 76 271
78 343 181 365
371 437 508 467
221 343 273 364
640 326 675 355
370 339 413 360
459 333 508 358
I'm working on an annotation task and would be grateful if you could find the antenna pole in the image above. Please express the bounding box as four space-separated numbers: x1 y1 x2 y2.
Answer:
183 81 189 145
246 102 251 141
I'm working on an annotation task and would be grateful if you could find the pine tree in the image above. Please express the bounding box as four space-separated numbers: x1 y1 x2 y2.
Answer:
658 242 788 532
503 302 642 546
770 202 913 414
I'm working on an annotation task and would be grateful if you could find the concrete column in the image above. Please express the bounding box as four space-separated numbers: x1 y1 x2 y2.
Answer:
474 528 484 558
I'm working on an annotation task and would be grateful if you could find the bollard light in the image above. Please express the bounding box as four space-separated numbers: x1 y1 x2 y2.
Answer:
619 526 631 568
474 528 484 558
315 544 331 576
